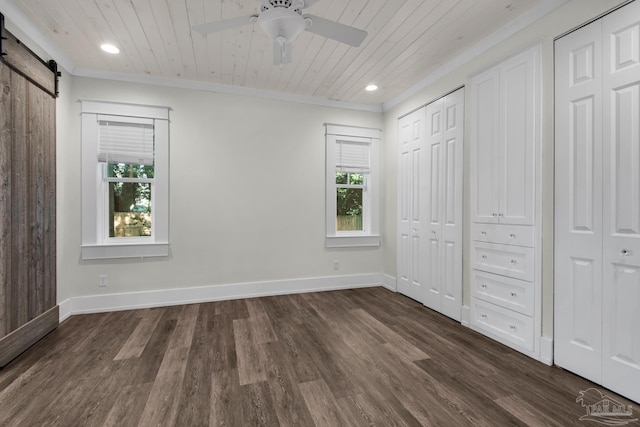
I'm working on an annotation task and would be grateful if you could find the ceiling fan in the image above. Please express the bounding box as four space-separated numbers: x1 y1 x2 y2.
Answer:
192 0 368 65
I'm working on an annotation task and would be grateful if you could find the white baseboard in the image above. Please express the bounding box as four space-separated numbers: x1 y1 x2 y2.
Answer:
460 305 471 327
379 274 397 292
539 336 554 366
58 273 392 321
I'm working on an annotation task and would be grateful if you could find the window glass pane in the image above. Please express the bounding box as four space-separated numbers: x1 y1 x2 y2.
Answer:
336 188 363 231
109 182 152 237
349 173 364 185
336 172 348 185
107 163 155 179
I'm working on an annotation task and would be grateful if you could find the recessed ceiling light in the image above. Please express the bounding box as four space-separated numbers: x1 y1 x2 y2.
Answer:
365 84 378 92
101 43 120 54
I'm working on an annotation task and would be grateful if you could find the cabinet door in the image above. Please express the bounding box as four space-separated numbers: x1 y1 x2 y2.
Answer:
397 109 426 302
601 1 640 403
471 68 500 224
498 47 539 225
554 20 604 385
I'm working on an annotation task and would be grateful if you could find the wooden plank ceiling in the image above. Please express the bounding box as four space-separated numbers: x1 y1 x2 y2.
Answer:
8 0 543 105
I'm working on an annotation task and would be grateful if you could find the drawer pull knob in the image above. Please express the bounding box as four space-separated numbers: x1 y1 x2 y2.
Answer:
481 255 487 260
481 231 487 236
510 292 517 298
492 213 497 217
432 231 436 235
498 213 504 218
621 249 632 256
481 314 488 320
509 233 516 239
509 325 517 332
481 284 487 290
510 259 517 265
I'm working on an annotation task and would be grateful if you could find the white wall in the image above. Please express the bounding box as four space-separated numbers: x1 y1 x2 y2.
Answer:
381 0 629 337
56 76 384 301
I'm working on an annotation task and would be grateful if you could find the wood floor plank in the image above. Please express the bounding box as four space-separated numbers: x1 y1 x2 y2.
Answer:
233 318 269 385
1 287 637 427
264 342 316 427
114 308 165 360
210 368 242 427
210 313 237 372
299 379 349 427
103 383 153 427
138 347 190 426
495 394 566 427
174 303 215 427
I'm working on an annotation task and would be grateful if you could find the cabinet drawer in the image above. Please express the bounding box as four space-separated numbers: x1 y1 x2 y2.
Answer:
471 242 535 281
471 223 535 247
471 270 534 316
471 299 534 351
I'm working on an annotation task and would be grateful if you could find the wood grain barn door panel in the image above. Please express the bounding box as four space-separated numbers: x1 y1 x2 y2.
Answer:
1 14 58 367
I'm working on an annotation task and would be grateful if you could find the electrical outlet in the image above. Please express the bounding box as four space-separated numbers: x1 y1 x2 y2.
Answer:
333 260 340 270
99 275 108 287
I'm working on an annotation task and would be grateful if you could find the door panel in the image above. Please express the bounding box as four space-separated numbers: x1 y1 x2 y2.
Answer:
471 71 500 223
500 50 536 225
555 19 604 384
602 0 640 403
397 110 426 302
424 89 464 320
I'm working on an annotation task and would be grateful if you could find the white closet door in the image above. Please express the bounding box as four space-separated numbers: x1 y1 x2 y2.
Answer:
601 1 640 402
554 20 604 383
424 89 464 320
397 110 426 302
425 99 444 310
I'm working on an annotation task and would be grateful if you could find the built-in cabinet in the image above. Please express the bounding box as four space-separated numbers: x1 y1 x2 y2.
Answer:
397 88 464 321
555 0 640 404
469 44 542 358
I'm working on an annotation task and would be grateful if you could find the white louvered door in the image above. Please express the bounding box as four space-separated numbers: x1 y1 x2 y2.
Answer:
555 0 640 403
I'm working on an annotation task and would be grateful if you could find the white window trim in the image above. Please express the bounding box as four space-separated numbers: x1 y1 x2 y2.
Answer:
81 100 170 260
325 124 381 248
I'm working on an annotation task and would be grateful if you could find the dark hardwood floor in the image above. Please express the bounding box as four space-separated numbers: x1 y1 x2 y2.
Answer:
0 287 637 426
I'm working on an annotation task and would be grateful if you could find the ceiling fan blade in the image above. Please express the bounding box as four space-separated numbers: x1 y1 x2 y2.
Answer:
304 15 367 47
301 0 321 7
192 15 256 35
273 41 293 65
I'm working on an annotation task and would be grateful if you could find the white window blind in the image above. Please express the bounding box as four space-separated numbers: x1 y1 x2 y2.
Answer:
98 116 155 166
335 140 370 173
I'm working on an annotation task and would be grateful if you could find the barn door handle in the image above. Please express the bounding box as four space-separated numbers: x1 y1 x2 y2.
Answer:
621 249 632 256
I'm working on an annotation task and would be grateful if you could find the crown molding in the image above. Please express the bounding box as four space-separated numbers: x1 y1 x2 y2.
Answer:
72 67 384 113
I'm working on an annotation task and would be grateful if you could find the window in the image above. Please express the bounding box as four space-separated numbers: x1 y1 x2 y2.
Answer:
325 124 380 247
81 101 170 259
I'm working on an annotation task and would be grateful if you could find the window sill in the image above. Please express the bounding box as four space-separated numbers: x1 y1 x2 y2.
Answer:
326 235 380 248
81 242 169 260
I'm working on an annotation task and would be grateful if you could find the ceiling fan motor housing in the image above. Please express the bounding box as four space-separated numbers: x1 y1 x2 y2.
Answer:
257 5 308 44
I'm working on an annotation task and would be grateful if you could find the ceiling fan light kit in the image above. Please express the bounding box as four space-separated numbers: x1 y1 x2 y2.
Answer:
192 0 367 65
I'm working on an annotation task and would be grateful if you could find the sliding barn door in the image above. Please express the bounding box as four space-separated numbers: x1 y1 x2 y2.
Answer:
0 18 58 367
